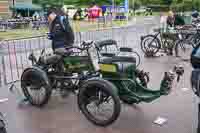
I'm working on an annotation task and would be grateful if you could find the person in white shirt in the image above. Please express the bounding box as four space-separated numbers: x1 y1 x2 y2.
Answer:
160 12 167 33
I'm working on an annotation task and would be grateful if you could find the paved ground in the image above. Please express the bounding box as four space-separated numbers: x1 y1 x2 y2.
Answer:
0 16 198 133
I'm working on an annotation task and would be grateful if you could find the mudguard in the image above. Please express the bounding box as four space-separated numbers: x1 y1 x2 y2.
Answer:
21 66 50 86
80 78 119 95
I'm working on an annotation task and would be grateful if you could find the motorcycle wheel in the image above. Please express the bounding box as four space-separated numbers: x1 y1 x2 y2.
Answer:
140 35 161 55
0 128 6 133
132 51 141 67
0 120 6 133
78 79 121 127
191 35 200 48
21 69 52 107
175 40 193 60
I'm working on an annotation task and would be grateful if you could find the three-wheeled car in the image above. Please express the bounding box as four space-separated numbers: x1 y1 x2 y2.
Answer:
21 40 184 126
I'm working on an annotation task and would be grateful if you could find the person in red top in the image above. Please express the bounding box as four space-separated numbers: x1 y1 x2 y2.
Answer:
88 2 101 22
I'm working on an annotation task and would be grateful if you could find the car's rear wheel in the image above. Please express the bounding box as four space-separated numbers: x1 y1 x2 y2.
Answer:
78 79 121 127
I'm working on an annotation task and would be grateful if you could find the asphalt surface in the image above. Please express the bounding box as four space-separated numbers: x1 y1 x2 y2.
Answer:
0 16 198 133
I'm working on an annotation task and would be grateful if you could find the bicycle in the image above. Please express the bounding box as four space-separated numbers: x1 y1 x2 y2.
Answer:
175 27 200 59
140 28 178 56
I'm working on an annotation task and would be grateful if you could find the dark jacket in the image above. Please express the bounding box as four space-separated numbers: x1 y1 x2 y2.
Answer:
50 15 74 50
174 15 185 26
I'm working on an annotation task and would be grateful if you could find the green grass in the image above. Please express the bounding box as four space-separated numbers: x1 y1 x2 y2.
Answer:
0 20 128 40
132 12 160 17
0 29 48 40
72 20 127 32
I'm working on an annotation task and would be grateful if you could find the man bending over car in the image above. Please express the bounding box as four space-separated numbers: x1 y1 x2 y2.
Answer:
47 8 75 52
47 8 75 97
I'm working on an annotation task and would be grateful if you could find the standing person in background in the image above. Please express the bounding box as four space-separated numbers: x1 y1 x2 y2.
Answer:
167 11 175 28
160 12 167 33
84 8 89 20
192 10 200 24
47 7 75 97
166 11 176 56
89 2 101 22
73 8 83 20
192 10 199 19
101 6 106 17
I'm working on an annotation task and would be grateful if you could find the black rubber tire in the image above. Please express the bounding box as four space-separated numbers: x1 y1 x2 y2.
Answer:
175 39 193 58
0 128 6 133
175 40 184 57
132 51 141 67
0 120 6 133
191 35 200 48
163 40 170 52
140 35 161 55
78 79 121 127
21 69 52 107
163 39 175 55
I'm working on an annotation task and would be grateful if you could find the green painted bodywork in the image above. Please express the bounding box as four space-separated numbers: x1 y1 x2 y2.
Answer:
101 63 171 104
63 56 94 73
62 55 172 104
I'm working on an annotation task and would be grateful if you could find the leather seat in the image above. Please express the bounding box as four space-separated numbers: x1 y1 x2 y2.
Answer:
100 56 136 64
40 54 61 65
95 39 117 50
54 48 73 56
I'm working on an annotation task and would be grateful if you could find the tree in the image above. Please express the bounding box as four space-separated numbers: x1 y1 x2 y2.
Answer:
193 0 200 11
68 0 124 6
129 0 142 9
33 0 126 7
162 0 173 6
33 0 64 8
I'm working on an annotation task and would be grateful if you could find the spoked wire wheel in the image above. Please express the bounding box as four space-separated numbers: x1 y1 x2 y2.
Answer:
141 35 161 55
21 70 52 107
191 36 200 48
86 95 114 121
78 80 121 127
0 126 6 133
175 40 193 61
0 113 6 133
162 39 175 54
